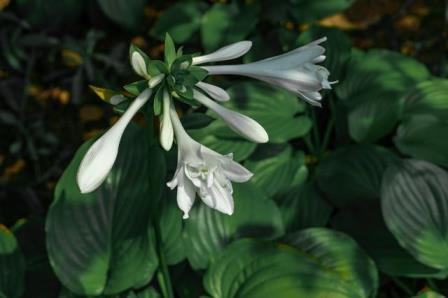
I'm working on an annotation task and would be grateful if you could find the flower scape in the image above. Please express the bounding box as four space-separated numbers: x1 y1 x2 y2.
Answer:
77 34 334 219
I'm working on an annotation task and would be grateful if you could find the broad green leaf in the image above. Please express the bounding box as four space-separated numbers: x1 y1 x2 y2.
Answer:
413 289 445 298
290 0 356 23
159 190 185 265
316 144 399 208
245 146 307 197
151 2 203 43
127 287 161 298
0 225 25 298
395 79 448 167
205 228 378 298
336 50 430 143
381 159 448 271
201 3 259 51
188 120 257 162
226 83 312 143
46 124 165 295
275 182 332 233
183 182 284 269
97 0 146 31
332 201 443 278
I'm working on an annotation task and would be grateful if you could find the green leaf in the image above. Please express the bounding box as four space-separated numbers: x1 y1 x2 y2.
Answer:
164 33 176 67
159 190 186 265
201 3 259 51
183 182 284 269
123 80 148 96
395 79 448 166
332 201 443 278
381 159 448 272
97 0 146 31
151 2 203 43
275 182 333 233
290 0 356 23
188 120 257 162
336 50 430 143
189 66 208 81
226 83 312 143
316 145 399 208
153 86 163 116
245 145 307 197
204 228 378 298
0 225 25 298
46 123 166 295
413 289 446 298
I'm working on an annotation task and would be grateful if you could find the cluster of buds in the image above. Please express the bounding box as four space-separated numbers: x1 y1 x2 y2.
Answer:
76 34 334 219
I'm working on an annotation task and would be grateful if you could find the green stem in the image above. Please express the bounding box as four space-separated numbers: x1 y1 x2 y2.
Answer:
154 221 174 298
391 277 413 296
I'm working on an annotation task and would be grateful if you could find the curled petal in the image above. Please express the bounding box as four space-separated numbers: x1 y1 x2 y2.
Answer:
192 41 252 65
194 90 268 143
160 90 174 151
77 89 152 193
131 52 150 79
174 170 196 219
195 81 230 102
199 180 234 215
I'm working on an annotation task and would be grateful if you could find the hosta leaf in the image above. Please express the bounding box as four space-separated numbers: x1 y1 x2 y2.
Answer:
226 83 312 143
97 0 146 31
395 79 448 166
188 120 256 162
201 3 259 52
160 190 185 265
332 201 443 278
336 50 430 143
381 159 448 271
151 2 203 43
275 182 332 233
316 144 399 208
0 225 25 298
245 146 307 197
46 124 165 295
183 182 284 269
205 228 378 298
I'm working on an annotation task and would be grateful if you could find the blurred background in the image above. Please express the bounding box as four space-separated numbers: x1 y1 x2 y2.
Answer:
0 0 447 297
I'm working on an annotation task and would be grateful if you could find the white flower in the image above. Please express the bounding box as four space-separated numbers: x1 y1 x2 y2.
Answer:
192 41 252 65
199 37 335 107
167 104 253 219
193 89 268 143
131 51 165 88
77 88 152 193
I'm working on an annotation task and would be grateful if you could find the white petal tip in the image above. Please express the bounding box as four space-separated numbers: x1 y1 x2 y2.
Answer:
182 213 189 219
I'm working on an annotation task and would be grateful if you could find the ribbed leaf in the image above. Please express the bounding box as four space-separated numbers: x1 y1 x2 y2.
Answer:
46 124 165 295
336 50 430 143
183 182 284 269
0 225 25 298
205 228 378 298
381 159 448 271
316 144 398 208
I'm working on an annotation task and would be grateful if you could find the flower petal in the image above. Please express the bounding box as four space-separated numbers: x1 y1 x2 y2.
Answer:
148 73 165 88
175 170 196 219
77 89 152 193
131 52 150 79
194 90 268 143
160 90 174 151
192 41 252 65
199 180 234 215
195 81 230 102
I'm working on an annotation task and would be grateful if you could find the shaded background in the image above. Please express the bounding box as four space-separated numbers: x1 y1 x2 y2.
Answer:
0 0 447 297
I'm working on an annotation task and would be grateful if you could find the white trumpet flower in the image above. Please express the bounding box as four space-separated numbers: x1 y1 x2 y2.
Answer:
193 89 268 143
167 104 253 218
77 89 152 193
199 37 335 107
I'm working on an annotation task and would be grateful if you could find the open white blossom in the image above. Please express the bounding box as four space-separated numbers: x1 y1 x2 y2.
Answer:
167 104 252 219
197 37 335 106
77 89 152 193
